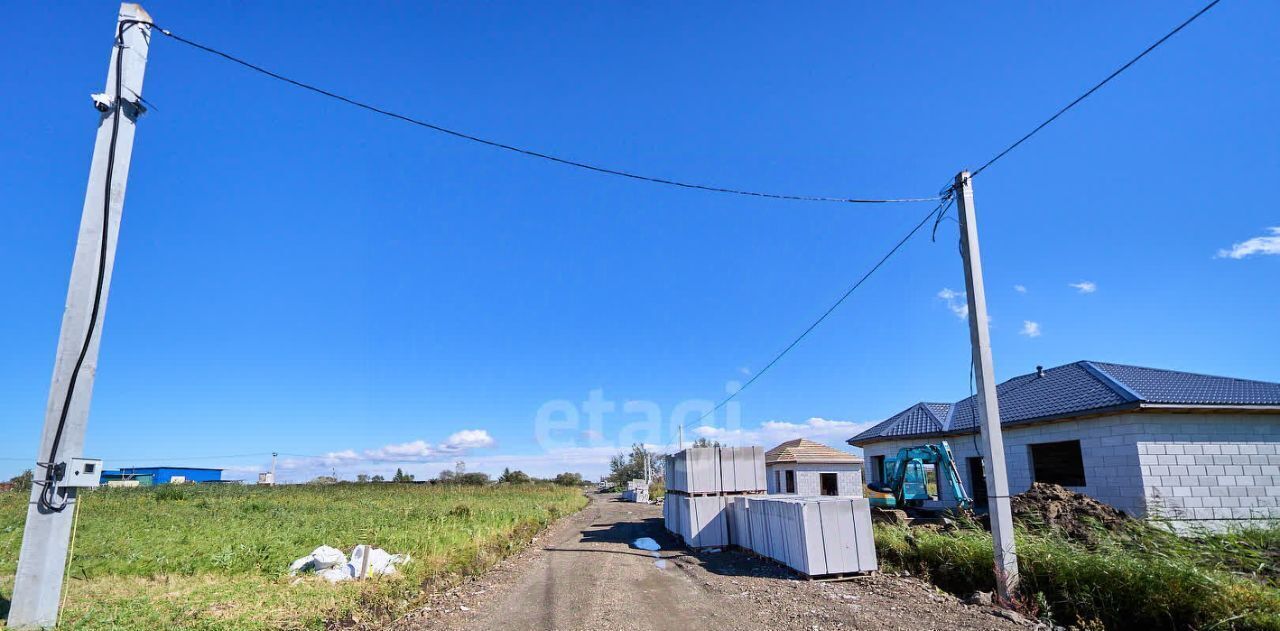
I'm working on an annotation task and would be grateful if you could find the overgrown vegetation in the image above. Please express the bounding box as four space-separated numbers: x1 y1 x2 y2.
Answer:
607 443 661 490
648 479 665 500
3 471 31 493
551 472 584 486
874 519 1280 630
0 482 586 630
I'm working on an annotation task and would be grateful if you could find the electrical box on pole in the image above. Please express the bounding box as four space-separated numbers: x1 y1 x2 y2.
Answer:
9 4 151 628
955 171 1020 602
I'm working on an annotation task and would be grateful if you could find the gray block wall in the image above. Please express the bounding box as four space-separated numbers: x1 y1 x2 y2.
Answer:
858 412 1280 530
1136 416 1280 528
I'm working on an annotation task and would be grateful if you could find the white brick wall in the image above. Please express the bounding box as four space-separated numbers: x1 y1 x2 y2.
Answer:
857 411 1280 528
1136 414 1280 524
766 463 863 497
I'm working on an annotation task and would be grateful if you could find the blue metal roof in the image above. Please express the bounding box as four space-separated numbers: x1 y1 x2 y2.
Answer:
849 361 1280 445
854 402 951 441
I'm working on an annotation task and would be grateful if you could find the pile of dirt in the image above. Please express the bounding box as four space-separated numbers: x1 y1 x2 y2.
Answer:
1010 482 1131 543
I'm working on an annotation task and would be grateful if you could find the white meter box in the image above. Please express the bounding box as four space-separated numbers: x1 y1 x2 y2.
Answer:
61 458 103 488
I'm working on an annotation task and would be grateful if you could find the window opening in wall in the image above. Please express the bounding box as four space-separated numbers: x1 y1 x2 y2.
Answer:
785 469 796 494
967 456 989 508
819 472 839 496
1029 440 1086 487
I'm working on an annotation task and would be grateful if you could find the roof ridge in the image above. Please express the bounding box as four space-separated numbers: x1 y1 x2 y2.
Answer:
1090 360 1280 386
941 402 957 431
1081 361 1142 403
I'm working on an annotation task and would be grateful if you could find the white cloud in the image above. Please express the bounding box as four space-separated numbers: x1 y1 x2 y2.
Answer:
1019 320 1041 338
693 417 876 452
260 428 498 482
937 288 969 319
738 366 752 377
441 429 495 451
1014 285 1027 294
1069 281 1097 294
1216 227 1280 259
369 441 434 459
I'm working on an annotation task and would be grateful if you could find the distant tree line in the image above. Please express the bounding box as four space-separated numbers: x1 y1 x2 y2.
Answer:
301 462 586 487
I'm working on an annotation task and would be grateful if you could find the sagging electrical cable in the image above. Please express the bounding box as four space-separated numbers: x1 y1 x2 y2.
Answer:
129 24 937 205
970 0 1221 178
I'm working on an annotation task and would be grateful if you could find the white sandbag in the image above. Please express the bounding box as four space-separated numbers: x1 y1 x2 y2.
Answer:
350 544 409 578
289 545 348 575
319 565 355 583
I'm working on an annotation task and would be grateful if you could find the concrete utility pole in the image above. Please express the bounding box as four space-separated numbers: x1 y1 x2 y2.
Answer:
955 171 1020 602
9 5 151 628
271 452 278 485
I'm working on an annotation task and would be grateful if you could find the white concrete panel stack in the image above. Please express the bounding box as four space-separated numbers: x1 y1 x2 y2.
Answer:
729 496 877 577
664 447 766 548
683 495 729 547
719 447 767 493
727 495 752 548
622 479 650 502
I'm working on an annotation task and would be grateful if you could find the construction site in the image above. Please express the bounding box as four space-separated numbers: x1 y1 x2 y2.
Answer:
3 1 1279 630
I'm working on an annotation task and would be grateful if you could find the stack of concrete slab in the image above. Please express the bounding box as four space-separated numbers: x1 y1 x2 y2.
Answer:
622 479 650 502
663 494 729 547
664 447 766 494
727 495 877 577
663 447 766 549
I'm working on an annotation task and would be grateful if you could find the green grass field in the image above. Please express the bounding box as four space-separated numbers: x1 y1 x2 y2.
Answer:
874 519 1280 630
0 483 587 630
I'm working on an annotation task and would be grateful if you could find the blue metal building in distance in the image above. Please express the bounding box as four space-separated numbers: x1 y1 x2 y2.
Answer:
100 467 223 485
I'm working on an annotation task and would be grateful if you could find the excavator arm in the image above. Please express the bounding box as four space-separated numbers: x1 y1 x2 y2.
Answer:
866 441 972 510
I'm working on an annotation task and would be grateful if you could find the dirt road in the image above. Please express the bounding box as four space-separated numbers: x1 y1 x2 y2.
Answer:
393 493 1034 631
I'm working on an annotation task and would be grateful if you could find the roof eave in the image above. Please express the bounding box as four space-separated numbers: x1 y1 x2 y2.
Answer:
848 401 1147 447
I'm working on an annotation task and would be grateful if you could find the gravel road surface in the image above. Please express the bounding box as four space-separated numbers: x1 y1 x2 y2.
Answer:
391 493 1035 631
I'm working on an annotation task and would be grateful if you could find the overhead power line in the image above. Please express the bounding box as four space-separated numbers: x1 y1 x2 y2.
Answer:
693 193 955 425
971 0 1222 178
138 27 937 205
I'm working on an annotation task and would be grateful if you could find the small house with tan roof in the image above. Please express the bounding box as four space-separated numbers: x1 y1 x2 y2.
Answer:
765 438 864 497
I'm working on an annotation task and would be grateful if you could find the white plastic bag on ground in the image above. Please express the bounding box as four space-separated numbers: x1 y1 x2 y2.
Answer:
319 565 355 583
290 544 408 582
350 544 410 578
289 545 348 575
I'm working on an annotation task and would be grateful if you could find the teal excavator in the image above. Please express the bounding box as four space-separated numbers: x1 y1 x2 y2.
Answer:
865 442 972 515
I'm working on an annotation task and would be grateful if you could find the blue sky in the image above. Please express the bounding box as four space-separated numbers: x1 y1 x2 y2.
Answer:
1 2 1276 482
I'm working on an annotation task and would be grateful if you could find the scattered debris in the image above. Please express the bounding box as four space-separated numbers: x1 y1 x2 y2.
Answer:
631 537 661 551
963 591 993 606
289 544 410 582
1010 483 1131 543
